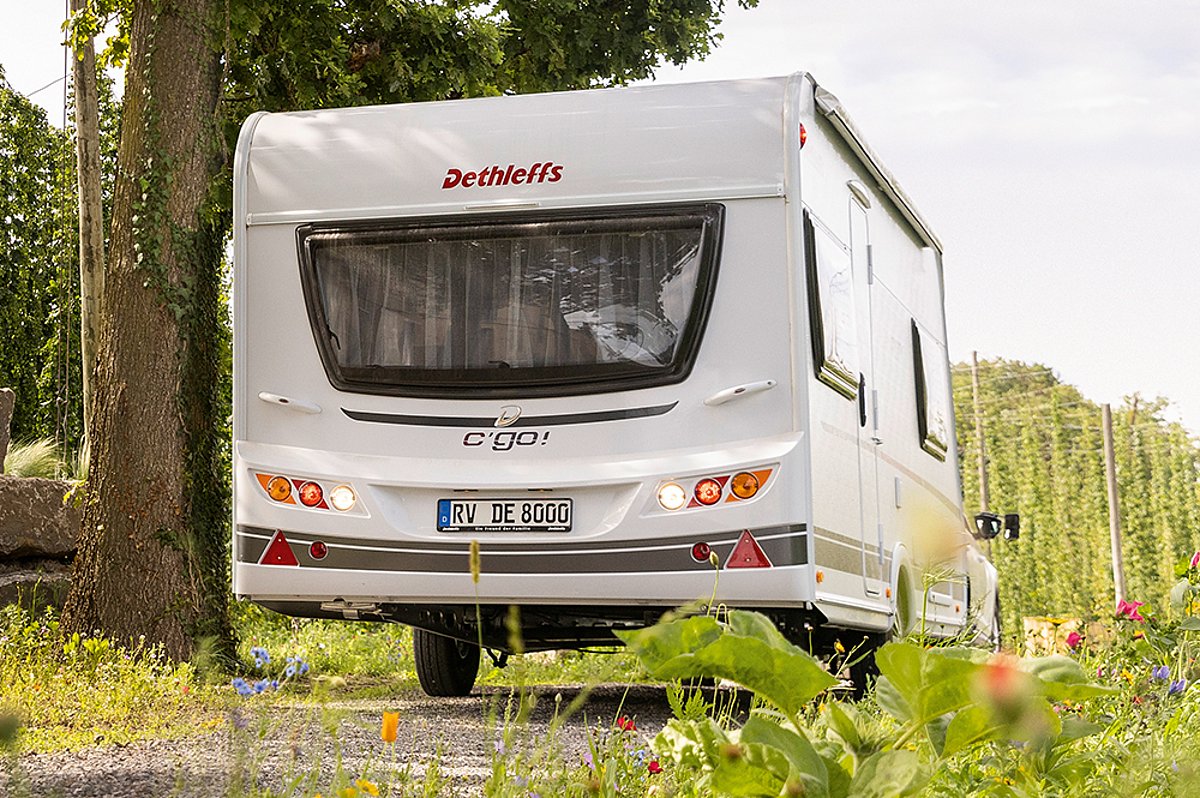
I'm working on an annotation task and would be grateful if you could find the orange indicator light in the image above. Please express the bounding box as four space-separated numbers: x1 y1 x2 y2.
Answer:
266 476 292 502
730 472 760 500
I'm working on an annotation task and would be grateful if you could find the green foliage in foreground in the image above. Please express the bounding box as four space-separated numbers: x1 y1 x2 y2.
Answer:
12 562 1200 795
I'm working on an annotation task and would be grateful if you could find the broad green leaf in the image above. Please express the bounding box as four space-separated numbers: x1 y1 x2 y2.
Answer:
1057 715 1103 743
1170 578 1191 609
740 715 829 797
942 705 1003 757
824 703 862 752
655 717 729 772
709 747 788 797
1023 655 1117 701
847 750 927 798
620 611 837 716
917 650 981 720
823 754 854 798
874 676 913 724
875 643 923 711
616 614 724 674
1179 617 1200 631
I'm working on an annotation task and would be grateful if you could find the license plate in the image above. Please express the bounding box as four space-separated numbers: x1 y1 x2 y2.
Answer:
437 498 573 532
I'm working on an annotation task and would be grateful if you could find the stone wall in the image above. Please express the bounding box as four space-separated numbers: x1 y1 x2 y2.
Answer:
0 390 79 610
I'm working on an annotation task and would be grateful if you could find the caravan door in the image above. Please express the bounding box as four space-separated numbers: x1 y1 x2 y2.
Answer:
849 189 884 597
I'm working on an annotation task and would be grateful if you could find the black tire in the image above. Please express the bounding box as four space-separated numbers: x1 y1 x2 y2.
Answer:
413 629 480 697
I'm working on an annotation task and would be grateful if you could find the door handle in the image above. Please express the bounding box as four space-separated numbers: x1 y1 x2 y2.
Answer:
858 374 867 427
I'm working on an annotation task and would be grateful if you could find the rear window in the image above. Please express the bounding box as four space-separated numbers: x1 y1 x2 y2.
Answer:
298 204 723 397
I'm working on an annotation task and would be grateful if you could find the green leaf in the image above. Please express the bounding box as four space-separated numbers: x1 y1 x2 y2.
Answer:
942 705 1003 757
847 750 927 798
1170 578 1191 609
1178 617 1200 631
917 649 981 720
619 611 837 716
875 643 924 707
1022 655 1117 701
874 676 913 724
709 748 788 797
740 715 829 797
824 703 862 751
1057 715 1104 743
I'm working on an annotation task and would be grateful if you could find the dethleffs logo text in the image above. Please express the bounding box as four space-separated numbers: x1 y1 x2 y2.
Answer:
442 162 564 190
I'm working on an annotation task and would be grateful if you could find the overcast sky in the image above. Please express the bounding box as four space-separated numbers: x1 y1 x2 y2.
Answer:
3 0 1199 432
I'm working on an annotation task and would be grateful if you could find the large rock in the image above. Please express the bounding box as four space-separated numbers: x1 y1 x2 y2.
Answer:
0 475 80 558
0 387 13 472
0 559 71 611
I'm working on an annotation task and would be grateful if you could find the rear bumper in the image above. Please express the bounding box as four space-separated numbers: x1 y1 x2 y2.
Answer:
233 522 812 607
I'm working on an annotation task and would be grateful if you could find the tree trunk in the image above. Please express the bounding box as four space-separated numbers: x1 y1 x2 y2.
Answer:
70 0 106 451
63 0 232 661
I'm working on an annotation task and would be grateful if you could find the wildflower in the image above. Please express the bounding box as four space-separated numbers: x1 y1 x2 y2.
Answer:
1191 551 1200 569
250 646 271 668
648 760 662 775
337 788 357 798
1153 665 1171 681
254 679 271 694
582 751 594 770
513 775 528 788
1134 631 1145 640
355 779 379 796
1169 679 1188 696
1116 599 1145 622
231 677 253 697
1065 631 1083 649
616 716 636 732
381 711 400 743
1133 695 1144 705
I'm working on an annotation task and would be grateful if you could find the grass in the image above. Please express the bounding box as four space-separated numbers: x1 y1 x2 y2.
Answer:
9 578 1200 796
1 438 86 481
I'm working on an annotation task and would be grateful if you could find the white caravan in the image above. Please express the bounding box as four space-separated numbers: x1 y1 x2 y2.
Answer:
231 74 1003 696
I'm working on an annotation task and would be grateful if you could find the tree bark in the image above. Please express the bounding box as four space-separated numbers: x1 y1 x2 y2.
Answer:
70 0 106 450
63 0 231 661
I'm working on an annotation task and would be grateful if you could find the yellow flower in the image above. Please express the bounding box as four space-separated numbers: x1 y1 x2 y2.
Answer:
337 788 357 798
355 780 380 797
834 640 845 655
381 711 400 743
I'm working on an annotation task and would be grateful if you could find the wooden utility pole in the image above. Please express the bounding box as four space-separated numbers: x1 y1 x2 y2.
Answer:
70 0 106 450
971 352 991 557
1102 403 1127 607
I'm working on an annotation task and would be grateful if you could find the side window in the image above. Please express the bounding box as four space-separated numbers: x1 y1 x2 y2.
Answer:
804 211 857 398
911 320 949 460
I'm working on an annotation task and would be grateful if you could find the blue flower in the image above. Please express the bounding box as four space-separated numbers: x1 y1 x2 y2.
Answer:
231 677 253 696
254 679 270 693
285 664 296 678
250 646 270 668
1152 665 1170 681
1169 679 1187 696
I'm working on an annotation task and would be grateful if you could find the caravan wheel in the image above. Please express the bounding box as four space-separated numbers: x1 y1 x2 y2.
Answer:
413 629 480 697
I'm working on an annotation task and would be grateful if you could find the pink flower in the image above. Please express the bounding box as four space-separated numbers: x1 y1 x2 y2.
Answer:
648 760 662 774
1066 631 1083 649
1191 551 1200 569
1117 599 1145 622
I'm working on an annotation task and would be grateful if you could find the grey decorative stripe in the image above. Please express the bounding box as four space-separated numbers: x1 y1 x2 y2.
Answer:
341 402 678 429
237 524 807 574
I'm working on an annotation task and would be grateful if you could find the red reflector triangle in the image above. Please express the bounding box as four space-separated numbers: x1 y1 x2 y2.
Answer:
259 530 299 566
726 530 772 569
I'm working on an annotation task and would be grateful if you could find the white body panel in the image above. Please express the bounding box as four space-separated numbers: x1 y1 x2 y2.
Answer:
232 74 997 644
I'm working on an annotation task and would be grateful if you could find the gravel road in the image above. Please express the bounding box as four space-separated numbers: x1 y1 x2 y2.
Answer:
3 684 708 797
